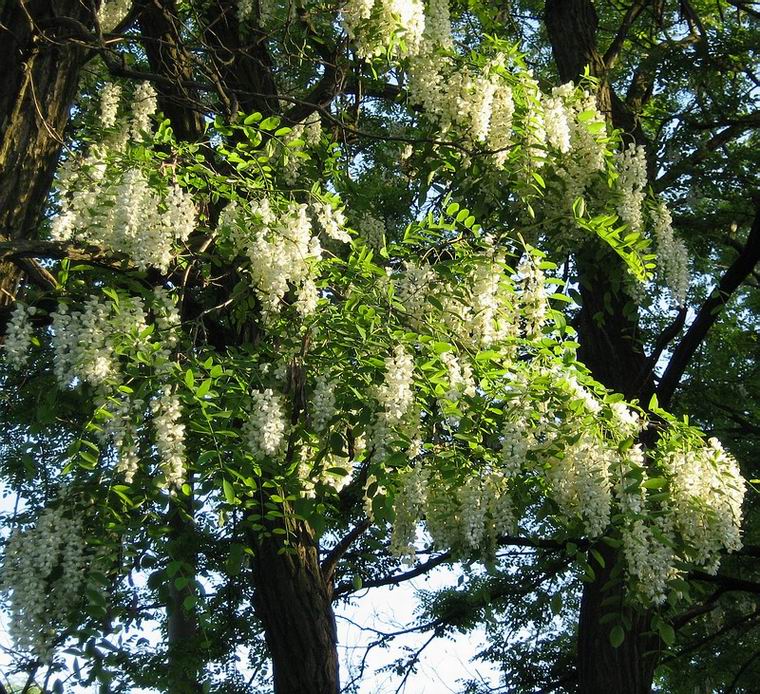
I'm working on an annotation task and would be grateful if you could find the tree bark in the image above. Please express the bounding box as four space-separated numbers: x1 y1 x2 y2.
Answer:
251 518 339 694
0 0 91 305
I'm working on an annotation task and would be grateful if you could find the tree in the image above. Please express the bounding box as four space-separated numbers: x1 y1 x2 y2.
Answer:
0 1 756 693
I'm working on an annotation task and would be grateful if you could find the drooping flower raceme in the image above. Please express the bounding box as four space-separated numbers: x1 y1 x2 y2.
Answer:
245 388 288 460
0 504 88 658
151 385 187 488
3 303 35 369
651 200 689 305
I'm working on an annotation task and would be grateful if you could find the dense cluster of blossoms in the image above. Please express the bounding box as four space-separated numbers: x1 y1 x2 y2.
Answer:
616 143 648 233
382 343 745 602
151 386 187 488
311 377 337 433
51 82 196 272
661 438 745 572
51 295 148 388
244 389 288 460
342 0 426 59
97 0 132 31
49 291 186 486
369 345 417 459
518 254 548 338
651 200 690 304
0 504 88 657
279 114 322 184
3 302 35 369
220 196 350 317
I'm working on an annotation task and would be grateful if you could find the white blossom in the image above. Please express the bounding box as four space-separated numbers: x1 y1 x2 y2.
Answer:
245 388 288 459
651 201 689 305
151 385 186 488
312 377 337 432
0 504 88 657
99 83 122 129
3 303 35 369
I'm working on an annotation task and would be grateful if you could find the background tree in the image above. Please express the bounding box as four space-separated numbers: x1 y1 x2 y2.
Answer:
0 1 757 693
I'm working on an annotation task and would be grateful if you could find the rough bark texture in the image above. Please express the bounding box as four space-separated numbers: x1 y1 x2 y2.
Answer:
544 2 659 692
252 519 339 694
0 0 90 305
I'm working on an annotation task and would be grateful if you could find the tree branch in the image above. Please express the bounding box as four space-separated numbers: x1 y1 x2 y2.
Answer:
657 203 760 407
321 518 371 583
603 0 650 70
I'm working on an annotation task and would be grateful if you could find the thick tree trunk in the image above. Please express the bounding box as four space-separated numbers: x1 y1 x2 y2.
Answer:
251 520 339 694
577 545 660 694
544 2 660 692
0 0 91 305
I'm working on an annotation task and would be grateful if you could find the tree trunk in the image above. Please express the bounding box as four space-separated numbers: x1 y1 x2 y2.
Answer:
577 545 660 694
251 519 339 694
0 0 91 304
166 494 203 693
543 2 660 692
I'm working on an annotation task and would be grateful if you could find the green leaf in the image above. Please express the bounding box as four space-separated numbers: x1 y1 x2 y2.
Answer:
196 378 212 399
609 625 625 648
658 622 676 646
185 369 195 389
642 477 667 489
222 479 236 504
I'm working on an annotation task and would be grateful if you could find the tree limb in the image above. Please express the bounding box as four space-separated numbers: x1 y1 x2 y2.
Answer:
657 204 760 407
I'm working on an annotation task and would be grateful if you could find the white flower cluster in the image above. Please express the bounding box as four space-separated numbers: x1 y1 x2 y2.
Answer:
468 249 519 348
616 143 648 233
342 0 426 59
97 0 132 31
131 81 158 139
395 261 435 320
312 377 337 432
280 115 322 184
99 83 122 129
392 468 516 558
542 89 572 154
223 197 350 317
651 201 689 305
408 48 516 157
662 438 745 573
356 211 386 250
245 388 288 459
517 254 547 338
550 87 608 226
376 345 415 421
237 0 254 23
371 345 416 459
52 166 196 272
151 385 186 487
500 417 531 476
3 303 35 369
440 351 476 402
545 434 614 537
51 295 148 388
389 466 426 563
622 516 676 605
0 504 88 657
312 201 352 243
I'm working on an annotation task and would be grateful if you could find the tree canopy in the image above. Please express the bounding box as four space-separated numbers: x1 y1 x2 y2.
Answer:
0 1 758 693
